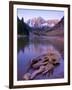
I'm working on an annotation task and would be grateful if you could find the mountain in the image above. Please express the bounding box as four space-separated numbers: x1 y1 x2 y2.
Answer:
17 16 64 36
50 17 64 31
30 17 64 36
46 19 59 27
27 17 45 28
26 17 59 28
46 17 64 36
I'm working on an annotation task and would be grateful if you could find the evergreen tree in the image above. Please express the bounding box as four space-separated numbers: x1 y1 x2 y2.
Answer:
17 17 29 35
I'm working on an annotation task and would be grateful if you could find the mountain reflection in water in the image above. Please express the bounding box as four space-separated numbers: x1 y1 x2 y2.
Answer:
17 36 64 80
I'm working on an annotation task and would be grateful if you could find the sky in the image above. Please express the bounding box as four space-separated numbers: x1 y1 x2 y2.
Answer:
17 9 64 22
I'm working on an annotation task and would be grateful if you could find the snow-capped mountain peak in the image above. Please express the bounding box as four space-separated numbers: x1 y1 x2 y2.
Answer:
26 17 59 28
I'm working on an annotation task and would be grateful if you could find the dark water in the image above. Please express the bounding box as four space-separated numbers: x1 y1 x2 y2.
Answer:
17 35 64 80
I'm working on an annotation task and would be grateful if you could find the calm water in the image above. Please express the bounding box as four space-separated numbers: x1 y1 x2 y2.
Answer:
17 36 64 80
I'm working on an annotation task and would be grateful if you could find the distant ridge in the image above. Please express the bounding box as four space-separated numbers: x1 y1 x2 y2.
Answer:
45 17 64 36
50 17 64 31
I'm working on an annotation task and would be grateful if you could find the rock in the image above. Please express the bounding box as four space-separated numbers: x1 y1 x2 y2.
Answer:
23 73 31 80
32 60 48 69
31 47 61 68
42 63 54 75
31 63 54 79
31 66 45 79
46 47 61 65
24 46 61 80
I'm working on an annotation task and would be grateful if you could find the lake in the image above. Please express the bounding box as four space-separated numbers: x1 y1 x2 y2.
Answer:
17 35 64 80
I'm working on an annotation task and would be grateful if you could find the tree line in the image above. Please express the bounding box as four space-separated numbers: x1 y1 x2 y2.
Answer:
17 17 30 35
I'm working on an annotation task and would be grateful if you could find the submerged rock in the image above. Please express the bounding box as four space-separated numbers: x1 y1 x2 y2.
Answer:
23 73 31 80
31 46 61 68
23 46 62 80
